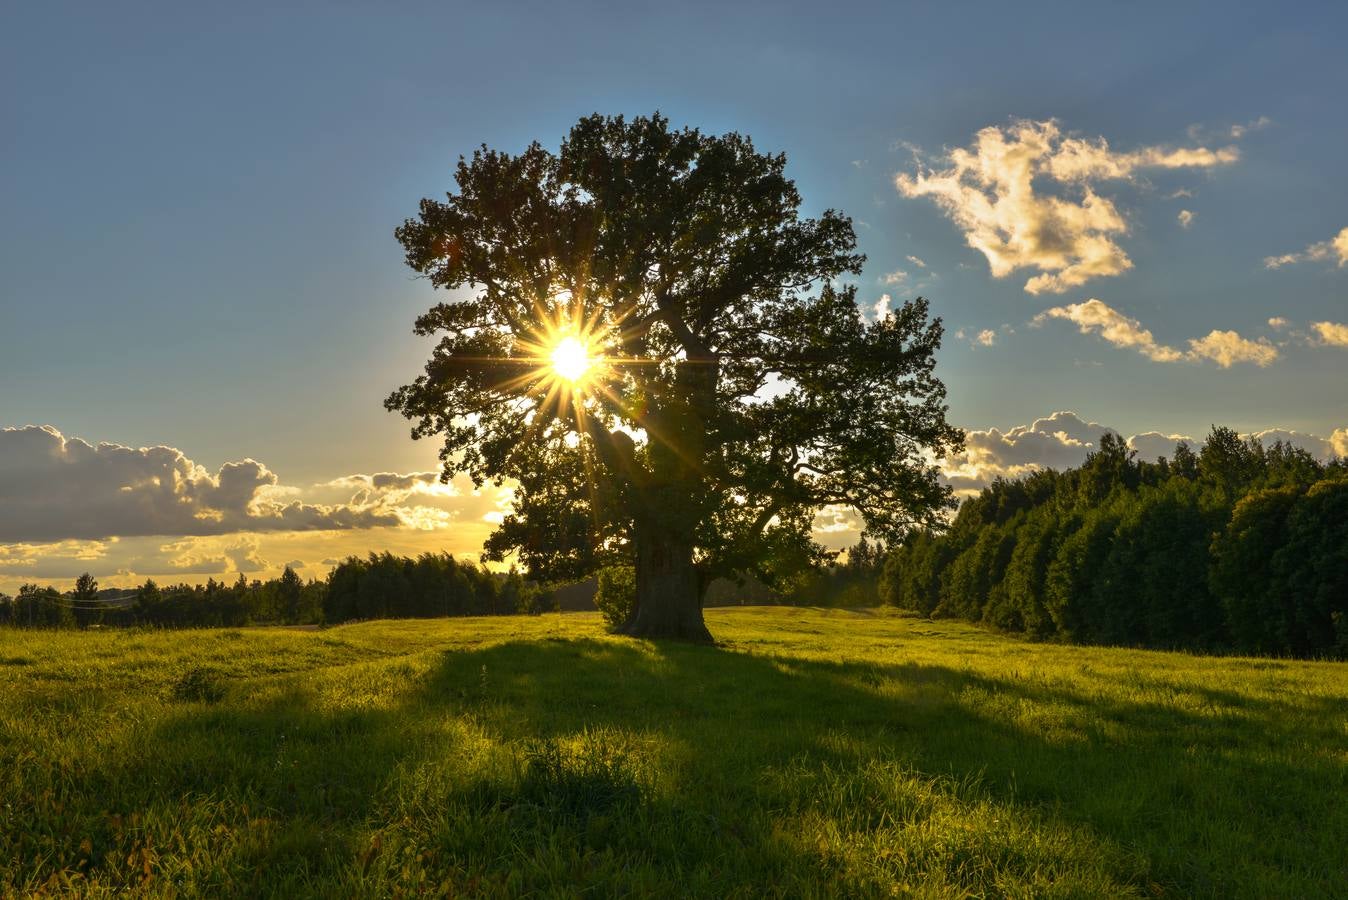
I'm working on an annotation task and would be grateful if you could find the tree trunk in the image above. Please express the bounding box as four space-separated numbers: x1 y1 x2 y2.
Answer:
616 355 716 642
619 518 712 642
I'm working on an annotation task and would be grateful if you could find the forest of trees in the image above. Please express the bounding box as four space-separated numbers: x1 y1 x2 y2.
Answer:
0 553 543 629
880 427 1348 658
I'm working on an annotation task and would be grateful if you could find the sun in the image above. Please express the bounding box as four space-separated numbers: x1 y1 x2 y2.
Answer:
550 335 592 383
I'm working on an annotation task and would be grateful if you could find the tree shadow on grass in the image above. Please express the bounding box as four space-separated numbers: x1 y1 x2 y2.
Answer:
24 635 1347 897
406 638 1346 895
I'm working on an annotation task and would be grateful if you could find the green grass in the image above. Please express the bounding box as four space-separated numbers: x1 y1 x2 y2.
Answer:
1 608 1344 898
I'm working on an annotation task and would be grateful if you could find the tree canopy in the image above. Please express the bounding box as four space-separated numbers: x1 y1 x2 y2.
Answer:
388 113 962 639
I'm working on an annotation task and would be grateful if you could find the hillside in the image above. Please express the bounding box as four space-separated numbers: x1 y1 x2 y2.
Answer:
2 608 1344 897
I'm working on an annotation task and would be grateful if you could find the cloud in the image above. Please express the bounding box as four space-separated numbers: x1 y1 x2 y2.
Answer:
0 426 402 543
1229 116 1272 139
370 471 440 491
1333 429 1348 459
941 412 1116 493
974 329 997 347
879 269 908 286
941 412 1346 495
0 427 516 547
0 427 520 591
1177 209 1196 229
906 255 927 268
1034 299 1184 362
1248 428 1348 461
1185 330 1279 367
896 119 1240 294
1311 321 1348 347
1268 317 1289 330
1126 431 1192 462
153 535 269 575
1034 299 1278 367
1264 226 1348 269
868 293 892 322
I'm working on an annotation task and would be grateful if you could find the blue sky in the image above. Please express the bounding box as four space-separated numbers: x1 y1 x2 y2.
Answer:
2 1 1346 588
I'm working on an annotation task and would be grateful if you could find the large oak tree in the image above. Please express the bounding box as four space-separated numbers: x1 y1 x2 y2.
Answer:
388 113 963 641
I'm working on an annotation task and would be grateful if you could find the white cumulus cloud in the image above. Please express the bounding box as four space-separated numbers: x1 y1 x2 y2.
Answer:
896 119 1240 294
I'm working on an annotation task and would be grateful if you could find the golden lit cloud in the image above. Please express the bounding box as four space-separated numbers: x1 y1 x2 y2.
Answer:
0 426 519 591
1035 299 1184 362
1185 330 1279 367
0 426 400 543
1311 321 1348 347
1035 299 1277 367
1332 429 1348 459
1264 226 1348 269
896 119 1240 294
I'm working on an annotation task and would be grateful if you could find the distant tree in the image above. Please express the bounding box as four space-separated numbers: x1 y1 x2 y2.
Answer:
1094 482 1223 648
879 529 949 615
989 505 1059 636
1268 478 1348 657
937 523 1014 621
16 583 73 628
387 112 962 640
1212 486 1303 654
73 572 98 603
1258 440 1323 492
1199 426 1260 498
1170 441 1200 480
501 566 546 615
72 572 101 628
1077 432 1138 506
1044 511 1118 642
277 566 303 622
595 565 636 629
135 580 163 622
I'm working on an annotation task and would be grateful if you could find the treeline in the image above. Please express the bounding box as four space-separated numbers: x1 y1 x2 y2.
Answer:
323 551 541 621
0 553 545 629
881 428 1348 658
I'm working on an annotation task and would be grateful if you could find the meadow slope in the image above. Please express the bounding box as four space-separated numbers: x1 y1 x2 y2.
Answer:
1 608 1344 897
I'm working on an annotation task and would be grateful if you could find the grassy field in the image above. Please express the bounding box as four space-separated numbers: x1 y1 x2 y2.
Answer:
1 608 1344 898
